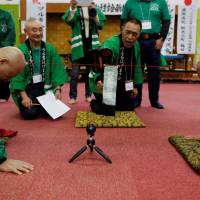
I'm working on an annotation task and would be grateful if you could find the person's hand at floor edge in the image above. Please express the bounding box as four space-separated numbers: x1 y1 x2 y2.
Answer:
0 159 34 175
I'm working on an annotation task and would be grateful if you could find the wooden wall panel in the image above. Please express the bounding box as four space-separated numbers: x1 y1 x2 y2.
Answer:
47 14 120 54
47 3 69 13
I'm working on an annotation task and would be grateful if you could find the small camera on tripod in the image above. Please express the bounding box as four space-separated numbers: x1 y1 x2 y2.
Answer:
86 124 96 150
86 124 96 137
69 124 112 164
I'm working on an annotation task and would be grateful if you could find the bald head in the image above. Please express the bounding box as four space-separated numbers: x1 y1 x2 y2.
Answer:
0 47 26 81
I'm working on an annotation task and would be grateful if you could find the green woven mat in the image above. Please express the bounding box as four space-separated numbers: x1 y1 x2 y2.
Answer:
75 111 145 128
169 135 200 174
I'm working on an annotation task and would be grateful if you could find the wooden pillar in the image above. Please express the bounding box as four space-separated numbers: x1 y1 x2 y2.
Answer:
19 0 26 43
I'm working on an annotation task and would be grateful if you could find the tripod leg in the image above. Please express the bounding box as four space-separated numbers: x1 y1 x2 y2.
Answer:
69 146 87 163
94 146 112 164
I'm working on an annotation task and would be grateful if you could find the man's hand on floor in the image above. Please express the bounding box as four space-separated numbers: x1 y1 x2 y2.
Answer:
0 159 34 175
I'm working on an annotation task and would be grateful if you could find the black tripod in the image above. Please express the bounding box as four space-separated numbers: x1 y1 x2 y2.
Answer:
69 124 112 164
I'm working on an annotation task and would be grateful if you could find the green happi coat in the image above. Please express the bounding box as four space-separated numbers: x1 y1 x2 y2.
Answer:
62 7 106 61
89 35 143 94
0 62 7 162
10 42 68 106
121 0 171 34
0 139 7 164
0 9 16 47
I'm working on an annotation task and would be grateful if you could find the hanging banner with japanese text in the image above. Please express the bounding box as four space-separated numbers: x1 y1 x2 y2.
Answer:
196 8 200 62
26 0 46 41
94 0 181 15
177 4 197 54
161 3 176 55
95 0 125 15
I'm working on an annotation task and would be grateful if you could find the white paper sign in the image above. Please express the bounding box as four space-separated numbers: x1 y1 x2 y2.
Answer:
37 91 70 119
161 4 176 55
103 65 118 106
177 5 197 54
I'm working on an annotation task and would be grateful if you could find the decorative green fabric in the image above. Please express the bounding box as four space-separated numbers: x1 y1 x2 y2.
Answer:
169 135 200 174
75 111 145 128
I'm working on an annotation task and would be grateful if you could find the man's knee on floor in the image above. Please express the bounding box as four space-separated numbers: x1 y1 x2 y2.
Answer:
90 99 115 116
